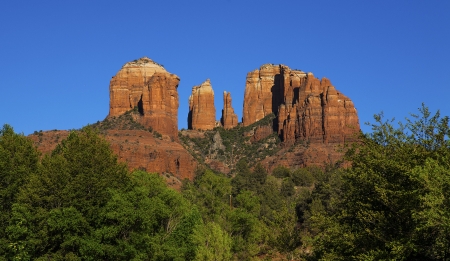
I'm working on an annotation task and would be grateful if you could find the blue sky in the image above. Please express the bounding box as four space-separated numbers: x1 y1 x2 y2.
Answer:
1 0 449 135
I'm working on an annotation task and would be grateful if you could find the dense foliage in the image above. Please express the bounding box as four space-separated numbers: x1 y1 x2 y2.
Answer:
305 105 450 260
2 104 450 260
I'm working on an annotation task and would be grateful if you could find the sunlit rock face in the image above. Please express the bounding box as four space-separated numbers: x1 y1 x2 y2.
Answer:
221 91 238 129
243 64 360 144
242 64 283 126
108 57 180 140
188 79 216 131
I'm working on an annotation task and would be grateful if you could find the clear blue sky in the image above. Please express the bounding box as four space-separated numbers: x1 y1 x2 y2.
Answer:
1 0 449 135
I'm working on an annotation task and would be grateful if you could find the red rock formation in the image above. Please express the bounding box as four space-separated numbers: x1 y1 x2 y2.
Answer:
250 125 273 142
242 64 283 126
138 72 180 140
188 79 216 130
221 91 238 129
243 64 360 144
109 57 167 117
29 129 197 189
277 67 360 144
108 57 180 140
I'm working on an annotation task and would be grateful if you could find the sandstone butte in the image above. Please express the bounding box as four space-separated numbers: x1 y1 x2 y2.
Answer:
242 64 360 145
29 58 361 188
108 57 180 140
188 79 216 130
221 91 238 129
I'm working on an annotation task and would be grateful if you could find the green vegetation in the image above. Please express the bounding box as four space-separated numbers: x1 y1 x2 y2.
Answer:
179 113 282 172
91 107 162 139
302 104 450 260
2 104 450 260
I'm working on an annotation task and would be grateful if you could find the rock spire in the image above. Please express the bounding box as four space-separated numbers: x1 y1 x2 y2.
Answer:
221 91 238 129
188 79 216 130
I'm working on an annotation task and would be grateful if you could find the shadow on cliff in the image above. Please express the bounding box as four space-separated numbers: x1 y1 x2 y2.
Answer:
271 74 283 137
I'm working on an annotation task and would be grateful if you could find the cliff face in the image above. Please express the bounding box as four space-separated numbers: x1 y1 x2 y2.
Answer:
139 72 180 140
242 64 283 126
109 57 167 117
108 57 180 140
221 91 238 129
243 64 360 144
30 129 196 190
188 79 216 130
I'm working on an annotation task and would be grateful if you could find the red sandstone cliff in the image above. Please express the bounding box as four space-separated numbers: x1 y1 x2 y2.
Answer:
188 79 216 130
242 64 283 126
108 57 180 140
243 64 359 144
30 129 197 189
221 91 238 129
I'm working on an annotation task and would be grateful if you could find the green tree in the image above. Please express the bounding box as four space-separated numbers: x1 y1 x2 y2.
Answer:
191 221 232 261
411 158 450 259
309 105 450 260
6 127 129 259
183 169 232 224
98 170 198 260
0 124 39 259
230 190 267 259
272 165 291 178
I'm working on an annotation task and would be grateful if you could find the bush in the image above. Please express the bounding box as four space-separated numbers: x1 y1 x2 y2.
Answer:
291 168 314 187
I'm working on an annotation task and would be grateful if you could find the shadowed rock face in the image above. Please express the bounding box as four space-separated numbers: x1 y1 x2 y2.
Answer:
188 79 216 130
242 64 283 126
221 91 238 129
108 57 180 140
243 64 360 144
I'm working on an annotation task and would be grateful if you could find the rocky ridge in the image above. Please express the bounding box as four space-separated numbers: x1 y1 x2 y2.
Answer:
30 111 197 189
30 57 360 187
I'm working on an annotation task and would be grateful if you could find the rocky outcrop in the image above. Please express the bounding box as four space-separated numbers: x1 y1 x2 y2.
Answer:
188 79 216 130
251 125 273 143
242 64 283 126
30 129 197 189
276 66 359 144
108 57 180 140
221 91 238 129
139 72 180 140
243 64 360 144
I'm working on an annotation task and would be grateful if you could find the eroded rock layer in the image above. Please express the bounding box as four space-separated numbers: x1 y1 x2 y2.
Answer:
188 79 216 130
221 91 238 129
108 57 180 140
